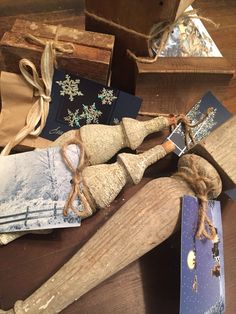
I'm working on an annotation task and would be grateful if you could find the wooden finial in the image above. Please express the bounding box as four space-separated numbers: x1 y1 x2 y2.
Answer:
54 116 175 165
82 140 175 208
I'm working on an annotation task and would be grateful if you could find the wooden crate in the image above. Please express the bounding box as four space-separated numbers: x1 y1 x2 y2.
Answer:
135 57 235 114
0 19 115 85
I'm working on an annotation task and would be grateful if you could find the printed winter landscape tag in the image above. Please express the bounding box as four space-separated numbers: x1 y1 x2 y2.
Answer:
167 91 232 156
180 195 225 314
0 145 82 232
40 69 142 141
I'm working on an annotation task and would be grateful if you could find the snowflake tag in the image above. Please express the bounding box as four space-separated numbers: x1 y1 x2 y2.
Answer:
98 88 117 105
56 74 84 102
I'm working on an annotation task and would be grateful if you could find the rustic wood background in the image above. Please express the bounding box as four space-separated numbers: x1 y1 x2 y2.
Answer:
0 0 235 313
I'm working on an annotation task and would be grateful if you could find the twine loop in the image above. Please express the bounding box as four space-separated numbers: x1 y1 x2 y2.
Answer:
174 156 218 240
175 107 213 150
127 9 219 63
61 139 94 218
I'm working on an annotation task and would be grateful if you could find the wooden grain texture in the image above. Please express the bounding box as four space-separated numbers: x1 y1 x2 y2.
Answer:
0 18 114 85
0 0 84 17
192 115 236 190
12 19 114 51
135 58 234 115
1 177 194 313
85 0 195 93
0 1 236 313
85 0 195 56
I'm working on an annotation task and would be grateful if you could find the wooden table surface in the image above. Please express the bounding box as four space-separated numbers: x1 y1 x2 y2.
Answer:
0 1 236 313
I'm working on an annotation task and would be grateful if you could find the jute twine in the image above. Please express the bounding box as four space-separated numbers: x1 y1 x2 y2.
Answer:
139 108 213 151
173 155 219 240
62 108 213 218
85 9 219 64
61 139 95 219
176 107 213 150
0 27 74 156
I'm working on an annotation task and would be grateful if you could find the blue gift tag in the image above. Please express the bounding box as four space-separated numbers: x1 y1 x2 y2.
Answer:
40 69 142 141
180 195 225 314
167 92 232 156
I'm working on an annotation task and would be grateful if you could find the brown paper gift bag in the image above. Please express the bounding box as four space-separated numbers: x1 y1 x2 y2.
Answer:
0 71 52 151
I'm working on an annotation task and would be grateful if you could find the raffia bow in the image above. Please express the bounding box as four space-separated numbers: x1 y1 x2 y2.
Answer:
1 30 75 156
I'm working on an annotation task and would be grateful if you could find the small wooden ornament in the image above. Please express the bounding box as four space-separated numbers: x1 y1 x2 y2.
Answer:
55 115 175 165
82 140 175 209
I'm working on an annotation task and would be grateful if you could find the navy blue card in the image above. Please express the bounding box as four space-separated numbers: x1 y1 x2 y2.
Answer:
167 92 232 156
180 196 225 314
40 70 142 141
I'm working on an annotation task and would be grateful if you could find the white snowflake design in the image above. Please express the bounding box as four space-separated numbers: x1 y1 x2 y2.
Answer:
113 118 120 125
80 103 102 124
98 88 117 105
64 109 82 127
56 74 84 102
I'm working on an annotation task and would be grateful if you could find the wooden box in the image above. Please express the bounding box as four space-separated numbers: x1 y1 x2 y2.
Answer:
85 0 195 56
85 0 195 92
0 19 115 85
135 57 235 114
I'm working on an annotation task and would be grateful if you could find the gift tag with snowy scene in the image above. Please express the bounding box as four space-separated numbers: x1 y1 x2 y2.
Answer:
180 195 225 314
167 91 232 156
40 69 142 141
0 145 82 232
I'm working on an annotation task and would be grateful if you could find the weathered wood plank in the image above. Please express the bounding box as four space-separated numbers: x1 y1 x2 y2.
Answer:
12 19 114 51
192 115 236 190
135 58 234 114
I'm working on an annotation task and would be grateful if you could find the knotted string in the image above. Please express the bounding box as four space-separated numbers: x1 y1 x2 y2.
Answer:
127 9 219 63
138 108 213 151
61 139 94 218
25 33 75 55
1 27 75 156
176 107 213 149
85 9 219 63
173 156 219 240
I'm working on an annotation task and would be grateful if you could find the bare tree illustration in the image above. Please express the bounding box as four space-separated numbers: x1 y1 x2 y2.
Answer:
40 149 59 201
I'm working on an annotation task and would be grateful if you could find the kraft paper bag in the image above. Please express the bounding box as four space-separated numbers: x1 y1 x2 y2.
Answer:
0 71 52 150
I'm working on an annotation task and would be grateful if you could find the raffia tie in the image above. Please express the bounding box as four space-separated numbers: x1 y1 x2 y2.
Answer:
61 139 94 218
0 29 74 156
173 156 218 240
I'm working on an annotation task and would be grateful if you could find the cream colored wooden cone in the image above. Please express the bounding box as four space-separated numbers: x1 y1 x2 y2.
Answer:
54 116 174 165
82 141 175 208
0 154 222 314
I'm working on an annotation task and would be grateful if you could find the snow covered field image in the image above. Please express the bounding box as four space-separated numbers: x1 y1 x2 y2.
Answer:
0 145 81 232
